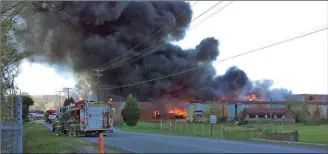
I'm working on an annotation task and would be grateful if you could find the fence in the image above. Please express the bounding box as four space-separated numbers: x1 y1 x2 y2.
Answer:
1 96 23 153
117 119 328 145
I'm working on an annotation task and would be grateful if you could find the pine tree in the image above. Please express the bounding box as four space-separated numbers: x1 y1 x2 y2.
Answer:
121 94 140 126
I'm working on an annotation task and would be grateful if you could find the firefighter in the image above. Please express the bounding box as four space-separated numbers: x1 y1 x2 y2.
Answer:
109 104 116 133
73 116 80 137
44 112 49 122
68 116 76 137
54 116 62 136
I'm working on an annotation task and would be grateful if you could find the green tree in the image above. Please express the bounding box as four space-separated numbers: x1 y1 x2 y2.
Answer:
21 94 34 121
121 94 140 126
1 2 30 98
63 97 75 106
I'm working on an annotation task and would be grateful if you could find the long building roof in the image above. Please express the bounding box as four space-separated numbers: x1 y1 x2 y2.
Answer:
191 100 328 105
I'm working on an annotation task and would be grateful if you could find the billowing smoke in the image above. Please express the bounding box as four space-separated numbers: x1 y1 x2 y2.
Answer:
240 79 293 101
22 1 250 101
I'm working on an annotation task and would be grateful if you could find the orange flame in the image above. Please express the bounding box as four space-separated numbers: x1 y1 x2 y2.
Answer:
168 108 188 119
247 94 257 101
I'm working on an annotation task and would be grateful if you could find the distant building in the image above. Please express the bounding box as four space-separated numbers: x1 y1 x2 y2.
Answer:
188 94 328 120
288 94 328 118
108 94 328 123
243 108 286 118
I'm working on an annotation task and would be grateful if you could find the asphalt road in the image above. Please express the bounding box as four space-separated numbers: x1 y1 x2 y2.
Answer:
43 123 328 153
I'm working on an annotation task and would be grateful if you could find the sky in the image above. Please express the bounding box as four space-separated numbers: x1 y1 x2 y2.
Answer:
16 1 328 96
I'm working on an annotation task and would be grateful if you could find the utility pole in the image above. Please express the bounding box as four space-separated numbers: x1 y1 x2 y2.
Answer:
63 88 72 98
270 98 273 124
93 69 103 102
57 90 64 106
11 75 15 95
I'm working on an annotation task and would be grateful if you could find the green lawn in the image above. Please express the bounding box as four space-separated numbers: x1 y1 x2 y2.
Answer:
23 121 121 153
246 123 328 144
280 124 328 144
118 121 328 144
119 122 257 139
23 121 90 153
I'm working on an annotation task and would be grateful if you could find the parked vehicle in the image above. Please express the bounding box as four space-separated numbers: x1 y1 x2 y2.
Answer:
28 112 44 121
44 109 57 123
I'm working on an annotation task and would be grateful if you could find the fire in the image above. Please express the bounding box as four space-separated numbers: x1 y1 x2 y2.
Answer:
168 108 188 118
247 94 257 101
153 111 161 117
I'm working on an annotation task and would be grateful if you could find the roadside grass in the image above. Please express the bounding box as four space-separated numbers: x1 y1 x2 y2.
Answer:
23 121 90 153
280 124 328 144
119 122 256 139
118 121 328 144
23 121 121 153
247 123 328 144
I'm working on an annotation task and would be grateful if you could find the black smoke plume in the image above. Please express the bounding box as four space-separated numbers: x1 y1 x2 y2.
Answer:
22 1 250 101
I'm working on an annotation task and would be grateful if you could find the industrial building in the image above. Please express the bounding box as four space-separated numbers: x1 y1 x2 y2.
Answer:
107 94 328 122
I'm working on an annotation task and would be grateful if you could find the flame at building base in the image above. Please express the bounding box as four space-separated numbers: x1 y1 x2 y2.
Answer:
168 108 188 120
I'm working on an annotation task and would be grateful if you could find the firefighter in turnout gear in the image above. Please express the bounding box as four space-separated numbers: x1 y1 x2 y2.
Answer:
68 116 77 137
54 116 62 136
109 104 115 133
69 116 79 137
75 116 80 137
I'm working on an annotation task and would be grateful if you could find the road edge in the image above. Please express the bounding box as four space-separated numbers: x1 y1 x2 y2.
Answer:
89 142 136 153
248 138 328 149
41 123 136 153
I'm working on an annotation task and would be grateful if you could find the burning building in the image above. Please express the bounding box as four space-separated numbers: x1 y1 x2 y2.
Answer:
110 101 188 122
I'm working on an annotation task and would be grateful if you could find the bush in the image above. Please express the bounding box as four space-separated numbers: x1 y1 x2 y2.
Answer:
22 95 34 121
121 94 140 126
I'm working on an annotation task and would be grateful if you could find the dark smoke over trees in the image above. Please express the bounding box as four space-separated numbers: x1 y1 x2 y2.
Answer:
19 1 289 102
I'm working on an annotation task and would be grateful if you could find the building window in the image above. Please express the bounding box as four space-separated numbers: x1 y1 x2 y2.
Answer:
153 111 161 118
195 110 202 118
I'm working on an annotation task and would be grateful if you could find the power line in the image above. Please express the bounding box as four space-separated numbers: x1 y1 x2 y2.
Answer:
190 1 234 30
99 26 327 90
92 1 200 71
190 1 223 23
215 26 328 64
99 1 226 71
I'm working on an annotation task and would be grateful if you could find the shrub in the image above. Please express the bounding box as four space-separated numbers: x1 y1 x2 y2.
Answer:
121 94 140 126
22 95 34 121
